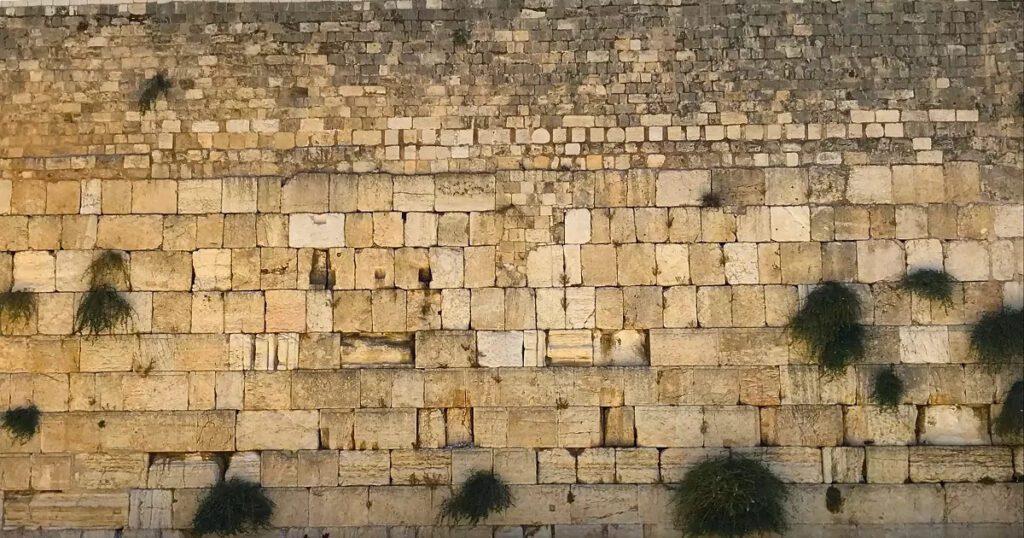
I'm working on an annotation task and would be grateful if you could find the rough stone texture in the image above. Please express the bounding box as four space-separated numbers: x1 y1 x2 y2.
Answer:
0 0 1021 534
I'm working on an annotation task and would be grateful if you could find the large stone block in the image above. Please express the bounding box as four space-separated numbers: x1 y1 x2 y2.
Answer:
3 492 129 529
634 406 702 447
761 405 843 447
918 405 990 445
236 410 319 450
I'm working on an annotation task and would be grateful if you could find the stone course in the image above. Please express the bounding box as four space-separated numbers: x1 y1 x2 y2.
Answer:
0 0 1022 535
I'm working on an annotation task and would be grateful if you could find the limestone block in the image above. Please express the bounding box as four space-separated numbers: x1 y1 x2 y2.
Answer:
191 248 231 291
365 485 436 526
899 326 949 363
478 331 524 367
703 406 760 447
13 250 55 292
732 447 823 483
564 208 591 244
649 329 717 366
614 448 659 483
435 174 495 211
557 407 602 447
288 213 344 248
765 168 809 205
178 180 222 213
847 166 893 203
787 484 945 525
487 449 533 485
761 405 843 447
72 453 147 490
724 242 759 284
654 244 689 285
945 240 990 281
414 330 476 368
576 448 614 484
892 165 945 204
616 243 657 286
390 450 451 485
340 333 412 367
823 446 865 483
538 449 577 483
338 451 390 486
146 454 219 489
3 492 129 529
635 406 702 447
131 180 176 214
659 448 728 482
919 405 990 445
593 330 647 366
97 216 163 250
130 251 191 291
547 330 593 366
308 487 369 527
689 244 725 285
909 446 1014 483
663 286 698 328
428 247 463 289
489 484 571 525
656 170 709 206
770 206 811 242
224 451 260 482
252 333 300 370
355 248 394 289
856 240 904 282
354 408 416 450
236 411 318 450
945 483 1024 524
865 446 909 484
696 286 731 327
221 177 257 213
569 485 639 524
508 407 558 447
281 174 329 213
623 286 663 329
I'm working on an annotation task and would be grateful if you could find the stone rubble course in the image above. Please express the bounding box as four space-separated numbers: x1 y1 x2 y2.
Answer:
0 0 1022 535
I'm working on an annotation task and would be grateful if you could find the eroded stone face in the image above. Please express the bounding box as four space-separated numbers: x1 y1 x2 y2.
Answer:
0 0 1020 534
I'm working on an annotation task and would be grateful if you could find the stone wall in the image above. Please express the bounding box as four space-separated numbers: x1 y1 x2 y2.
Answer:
0 0 1022 535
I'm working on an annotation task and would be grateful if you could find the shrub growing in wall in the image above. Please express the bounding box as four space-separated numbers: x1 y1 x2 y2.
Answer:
788 281 864 375
439 470 514 526
871 366 905 411
0 290 36 333
672 454 788 537
74 251 135 335
995 380 1024 440
192 478 274 536
900 268 954 304
970 307 1023 368
2 404 40 443
138 71 172 112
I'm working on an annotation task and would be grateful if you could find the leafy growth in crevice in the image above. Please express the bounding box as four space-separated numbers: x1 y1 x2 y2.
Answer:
900 268 954 304
139 71 172 113
74 285 134 335
788 281 865 375
825 485 844 514
871 366 905 411
700 190 722 208
970 307 1023 368
452 27 471 47
439 470 514 526
672 454 788 537
0 290 36 333
86 250 130 288
995 379 1024 440
192 478 274 536
2 405 40 443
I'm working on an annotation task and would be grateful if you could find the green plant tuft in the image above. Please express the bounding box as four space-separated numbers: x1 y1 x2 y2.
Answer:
995 379 1024 439
439 470 514 526
871 366 905 411
0 290 36 332
452 27 471 47
192 478 274 536
900 268 954 304
672 454 788 538
970 307 1023 368
825 485 844 513
700 191 722 208
2 405 40 443
73 285 135 335
139 72 172 113
788 281 864 375
87 250 130 288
